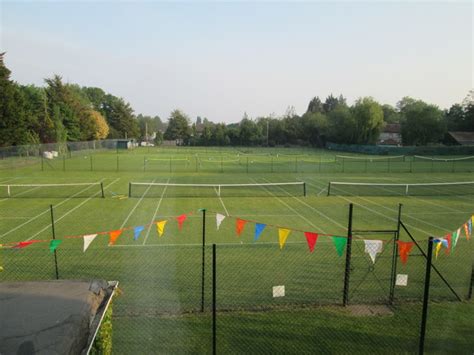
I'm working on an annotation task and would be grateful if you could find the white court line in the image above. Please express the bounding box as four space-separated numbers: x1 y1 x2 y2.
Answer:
305 177 451 233
25 179 120 241
248 178 325 233
260 177 346 232
214 187 229 216
142 178 170 245
317 187 327 196
304 177 447 236
119 178 157 229
0 186 42 202
0 178 107 239
0 217 33 219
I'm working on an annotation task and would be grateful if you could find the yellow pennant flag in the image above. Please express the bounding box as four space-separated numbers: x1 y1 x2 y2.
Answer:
435 240 442 259
156 220 168 237
278 228 291 250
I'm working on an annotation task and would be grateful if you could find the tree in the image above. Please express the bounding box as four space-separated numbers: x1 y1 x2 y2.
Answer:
0 53 32 146
351 97 384 144
164 110 191 141
102 95 139 138
382 104 401 123
301 112 328 146
326 104 356 144
323 94 346 113
306 97 323 114
399 98 446 145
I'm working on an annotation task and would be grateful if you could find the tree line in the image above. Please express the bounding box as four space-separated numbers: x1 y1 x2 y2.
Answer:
1 52 472 148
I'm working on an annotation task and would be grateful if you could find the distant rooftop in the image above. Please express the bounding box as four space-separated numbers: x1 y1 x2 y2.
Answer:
448 131 474 145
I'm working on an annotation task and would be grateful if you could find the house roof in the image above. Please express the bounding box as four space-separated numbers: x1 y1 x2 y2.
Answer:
448 131 474 145
382 123 401 134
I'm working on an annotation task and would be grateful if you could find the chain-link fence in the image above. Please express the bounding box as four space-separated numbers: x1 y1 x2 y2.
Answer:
0 205 472 353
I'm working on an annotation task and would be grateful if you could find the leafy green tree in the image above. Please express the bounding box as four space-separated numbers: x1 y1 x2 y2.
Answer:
301 112 328 146
326 104 355 144
306 97 324 114
382 104 401 123
164 110 191 141
0 53 32 146
399 98 446 145
323 94 346 113
102 95 139 138
351 97 384 144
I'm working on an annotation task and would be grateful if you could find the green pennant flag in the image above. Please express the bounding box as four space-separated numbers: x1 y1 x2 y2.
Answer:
49 240 62 253
451 230 460 252
332 236 347 257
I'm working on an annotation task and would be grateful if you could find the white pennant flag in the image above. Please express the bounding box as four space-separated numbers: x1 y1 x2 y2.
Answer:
216 213 226 230
83 234 98 252
364 240 383 264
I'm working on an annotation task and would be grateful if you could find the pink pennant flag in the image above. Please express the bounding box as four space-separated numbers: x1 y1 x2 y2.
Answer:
176 214 187 231
109 230 123 246
304 232 319 253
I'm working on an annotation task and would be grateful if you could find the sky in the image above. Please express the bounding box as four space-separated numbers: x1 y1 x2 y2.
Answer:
1 1 472 123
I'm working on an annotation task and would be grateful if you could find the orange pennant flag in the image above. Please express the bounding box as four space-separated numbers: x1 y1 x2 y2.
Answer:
176 214 187 231
109 230 122 246
279 228 291 250
304 232 319 253
156 220 167 237
397 241 415 265
464 223 470 240
236 219 247 237
444 234 451 255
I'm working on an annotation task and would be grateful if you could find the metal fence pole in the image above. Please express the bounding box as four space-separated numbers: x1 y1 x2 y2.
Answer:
62 155 66 171
246 157 249 173
343 203 353 306
116 155 119 172
389 203 403 304
212 243 217 355
419 237 434 355
201 209 207 312
468 264 473 300
90 155 93 171
50 205 59 280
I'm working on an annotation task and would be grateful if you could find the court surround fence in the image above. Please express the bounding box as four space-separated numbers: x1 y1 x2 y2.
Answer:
0 204 472 353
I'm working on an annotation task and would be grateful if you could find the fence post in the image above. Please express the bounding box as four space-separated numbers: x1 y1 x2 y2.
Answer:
389 203 403 304
295 157 298 173
170 157 172 173
201 208 207 312
116 155 119 172
50 205 59 280
419 237 434 355
246 157 249 173
343 203 353 306
271 157 273 173
144 156 146 172
342 157 345 173
468 264 473 300
41 155 44 171
212 243 217 355
220 156 223 173
62 155 66 171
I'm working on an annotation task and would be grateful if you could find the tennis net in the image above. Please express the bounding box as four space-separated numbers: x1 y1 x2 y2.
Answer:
0 182 104 198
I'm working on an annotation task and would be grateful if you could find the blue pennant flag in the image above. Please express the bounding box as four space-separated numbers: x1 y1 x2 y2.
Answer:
254 223 266 241
134 226 145 240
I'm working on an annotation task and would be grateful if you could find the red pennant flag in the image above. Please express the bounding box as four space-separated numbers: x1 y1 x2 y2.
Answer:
236 219 247 237
444 234 452 255
176 214 187 231
397 241 415 265
304 232 319 253
109 230 123 246
14 241 36 249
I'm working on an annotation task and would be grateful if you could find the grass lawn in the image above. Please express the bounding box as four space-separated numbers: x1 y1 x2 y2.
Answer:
0 146 472 353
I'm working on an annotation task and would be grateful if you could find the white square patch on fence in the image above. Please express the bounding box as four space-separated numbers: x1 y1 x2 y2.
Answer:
396 274 408 286
273 285 285 298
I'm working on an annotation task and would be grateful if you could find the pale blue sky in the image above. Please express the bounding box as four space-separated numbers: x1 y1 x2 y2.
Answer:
1 1 472 122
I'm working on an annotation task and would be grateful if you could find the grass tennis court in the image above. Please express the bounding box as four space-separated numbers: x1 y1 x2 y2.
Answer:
0 147 472 353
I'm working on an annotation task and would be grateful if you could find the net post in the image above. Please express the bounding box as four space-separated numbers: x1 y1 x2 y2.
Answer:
201 208 207 313
50 205 59 280
128 182 132 198
303 182 306 197
100 182 105 198
405 184 409 195
343 203 353 306
327 182 331 196
389 203 402 305
7 185 10 197
212 243 217 355
419 237 434 355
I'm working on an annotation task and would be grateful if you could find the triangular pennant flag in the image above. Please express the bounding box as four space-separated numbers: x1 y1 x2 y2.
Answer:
216 213 225 230
444 234 451 255
397 241 415 265
156 220 167 237
434 239 443 259
236 219 247 237
332 237 347 257
468 218 472 236
83 234 97 252
464 223 470 240
452 230 459 252
109 230 122 246
49 240 62 253
14 241 35 249
254 223 266 241
133 226 145 241
278 228 291 250
176 214 188 231
364 240 383 264
304 232 319 253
